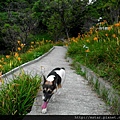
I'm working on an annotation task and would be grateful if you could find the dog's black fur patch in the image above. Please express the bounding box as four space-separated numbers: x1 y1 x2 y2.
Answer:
42 67 65 102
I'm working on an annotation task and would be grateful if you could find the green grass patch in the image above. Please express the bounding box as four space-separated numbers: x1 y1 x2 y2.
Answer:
67 22 120 95
1 43 53 74
33 33 53 42
0 70 41 115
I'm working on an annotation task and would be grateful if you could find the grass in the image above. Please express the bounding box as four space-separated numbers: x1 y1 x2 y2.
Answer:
0 34 53 116
67 21 120 95
33 33 53 42
0 41 53 74
0 70 41 116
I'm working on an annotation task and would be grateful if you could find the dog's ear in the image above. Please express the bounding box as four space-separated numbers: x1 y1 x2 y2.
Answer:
52 79 56 86
43 75 46 84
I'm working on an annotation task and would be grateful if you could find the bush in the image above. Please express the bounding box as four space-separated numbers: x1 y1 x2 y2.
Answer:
0 43 53 74
67 21 120 94
0 71 41 115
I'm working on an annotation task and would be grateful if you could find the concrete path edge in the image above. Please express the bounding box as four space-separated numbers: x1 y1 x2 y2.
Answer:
70 60 120 114
1 46 119 114
1 46 55 80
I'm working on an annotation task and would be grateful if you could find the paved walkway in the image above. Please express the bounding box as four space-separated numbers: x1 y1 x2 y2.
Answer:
25 46 111 115
3 46 111 115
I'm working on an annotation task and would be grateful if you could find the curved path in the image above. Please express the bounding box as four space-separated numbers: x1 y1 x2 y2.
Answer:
26 46 111 115
3 46 111 115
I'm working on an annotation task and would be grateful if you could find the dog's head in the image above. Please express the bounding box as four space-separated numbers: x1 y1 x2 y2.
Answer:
42 75 56 102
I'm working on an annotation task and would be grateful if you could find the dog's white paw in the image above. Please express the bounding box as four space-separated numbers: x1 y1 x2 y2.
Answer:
42 96 45 100
42 108 47 114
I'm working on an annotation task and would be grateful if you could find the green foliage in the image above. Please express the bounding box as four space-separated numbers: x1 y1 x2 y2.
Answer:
32 0 92 40
67 22 120 94
93 0 120 24
0 1 38 53
0 0 119 52
1 43 53 74
33 33 53 42
0 71 41 115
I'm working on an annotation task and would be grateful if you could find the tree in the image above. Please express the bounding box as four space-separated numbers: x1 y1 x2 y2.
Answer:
33 0 72 41
0 0 38 53
92 0 120 24
33 0 92 39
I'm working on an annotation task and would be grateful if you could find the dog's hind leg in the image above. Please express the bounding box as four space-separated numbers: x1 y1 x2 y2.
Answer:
58 83 62 88
57 88 61 95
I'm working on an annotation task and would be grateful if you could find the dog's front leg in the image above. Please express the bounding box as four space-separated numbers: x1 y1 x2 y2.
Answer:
57 88 62 95
51 89 57 102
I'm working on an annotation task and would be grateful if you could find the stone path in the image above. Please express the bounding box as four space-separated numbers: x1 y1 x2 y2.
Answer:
2 46 111 115
25 46 111 115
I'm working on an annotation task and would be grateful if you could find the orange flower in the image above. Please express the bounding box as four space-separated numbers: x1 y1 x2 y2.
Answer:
105 34 108 37
108 26 112 31
18 47 21 51
6 55 10 59
4 62 7 64
89 30 93 34
17 57 21 61
86 39 90 43
1 58 4 61
17 40 21 44
14 52 19 57
21 43 25 48
0 65 3 69
65 44 68 47
85 49 90 53
112 34 116 38
94 37 98 41
114 23 120 27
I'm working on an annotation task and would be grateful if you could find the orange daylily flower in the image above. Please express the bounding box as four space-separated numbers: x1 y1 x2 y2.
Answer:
108 26 112 31
105 34 108 37
17 57 21 61
114 23 120 27
94 37 98 41
18 47 21 51
86 39 90 43
6 55 10 59
85 49 90 53
112 34 116 38
21 43 25 48
17 40 21 44
14 52 19 57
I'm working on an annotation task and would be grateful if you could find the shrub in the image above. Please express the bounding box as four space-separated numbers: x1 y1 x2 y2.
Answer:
0 71 41 115
67 21 120 94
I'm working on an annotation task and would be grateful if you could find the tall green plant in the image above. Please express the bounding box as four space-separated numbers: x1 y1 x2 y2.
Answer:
0 71 41 115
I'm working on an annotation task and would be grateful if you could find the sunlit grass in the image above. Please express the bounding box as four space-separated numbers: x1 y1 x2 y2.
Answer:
0 40 53 74
0 70 41 115
67 21 120 94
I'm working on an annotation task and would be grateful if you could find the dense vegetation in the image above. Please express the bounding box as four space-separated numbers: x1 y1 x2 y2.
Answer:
0 0 120 115
0 71 41 115
0 40 53 74
67 21 120 95
0 0 119 54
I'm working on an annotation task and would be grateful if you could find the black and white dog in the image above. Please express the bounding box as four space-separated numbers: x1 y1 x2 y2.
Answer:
42 67 66 103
